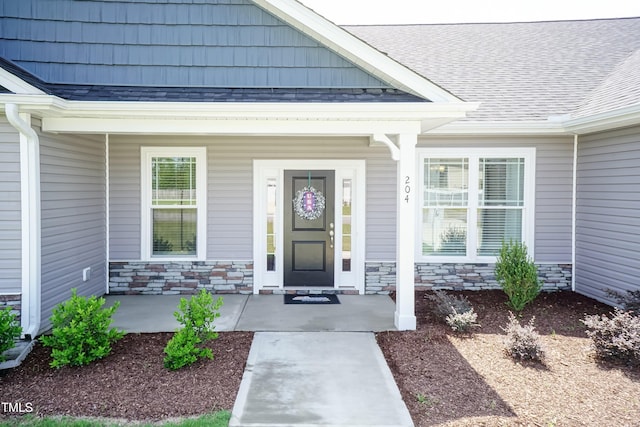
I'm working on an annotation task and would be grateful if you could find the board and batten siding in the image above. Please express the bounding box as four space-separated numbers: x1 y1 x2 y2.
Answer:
417 135 574 263
0 117 21 294
38 127 106 331
108 135 395 261
0 0 387 88
575 125 640 305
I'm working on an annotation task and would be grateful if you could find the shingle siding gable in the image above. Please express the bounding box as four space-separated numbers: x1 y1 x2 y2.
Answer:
0 0 389 88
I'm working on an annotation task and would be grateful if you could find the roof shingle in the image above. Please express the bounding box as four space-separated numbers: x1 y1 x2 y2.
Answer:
346 18 640 121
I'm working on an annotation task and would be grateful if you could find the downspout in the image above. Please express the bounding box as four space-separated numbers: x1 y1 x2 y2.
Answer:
5 104 41 339
105 134 110 294
571 134 578 292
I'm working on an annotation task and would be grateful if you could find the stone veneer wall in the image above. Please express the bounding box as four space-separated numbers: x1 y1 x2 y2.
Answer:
0 294 22 320
365 262 572 295
109 261 253 295
109 261 571 295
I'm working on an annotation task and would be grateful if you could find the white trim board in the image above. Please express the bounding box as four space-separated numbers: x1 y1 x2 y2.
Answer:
140 147 208 261
415 147 536 263
253 159 366 294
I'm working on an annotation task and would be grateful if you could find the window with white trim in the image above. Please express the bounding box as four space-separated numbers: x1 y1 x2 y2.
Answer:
418 148 535 261
141 147 207 260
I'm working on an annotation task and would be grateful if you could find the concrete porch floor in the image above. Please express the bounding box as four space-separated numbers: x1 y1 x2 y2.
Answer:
105 293 397 333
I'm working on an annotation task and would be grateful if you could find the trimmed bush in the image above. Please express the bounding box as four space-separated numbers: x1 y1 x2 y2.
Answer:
502 312 545 362
495 240 542 311
582 308 640 365
605 289 640 315
40 289 124 368
426 290 472 318
0 307 22 362
426 290 479 332
445 308 479 333
164 289 223 370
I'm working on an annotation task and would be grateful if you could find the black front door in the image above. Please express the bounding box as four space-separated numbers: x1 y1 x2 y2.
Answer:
284 170 335 287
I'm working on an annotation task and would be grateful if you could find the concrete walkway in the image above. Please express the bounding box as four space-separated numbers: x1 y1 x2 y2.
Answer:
230 332 414 427
105 294 413 426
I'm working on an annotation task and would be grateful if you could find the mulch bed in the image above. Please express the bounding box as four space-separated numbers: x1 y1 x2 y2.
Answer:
0 332 253 422
2 291 639 426
378 290 640 427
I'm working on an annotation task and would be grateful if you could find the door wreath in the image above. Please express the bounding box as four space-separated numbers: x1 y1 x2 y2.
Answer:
293 186 326 220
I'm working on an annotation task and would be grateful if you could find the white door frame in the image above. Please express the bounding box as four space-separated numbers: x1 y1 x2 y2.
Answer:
253 160 366 294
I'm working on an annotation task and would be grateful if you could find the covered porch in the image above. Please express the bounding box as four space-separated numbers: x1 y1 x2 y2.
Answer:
105 293 397 332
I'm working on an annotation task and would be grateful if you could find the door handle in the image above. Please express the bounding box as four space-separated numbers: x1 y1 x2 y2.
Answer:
329 223 334 248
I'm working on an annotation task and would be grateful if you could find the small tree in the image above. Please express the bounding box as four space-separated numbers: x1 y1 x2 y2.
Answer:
0 307 22 362
495 240 542 311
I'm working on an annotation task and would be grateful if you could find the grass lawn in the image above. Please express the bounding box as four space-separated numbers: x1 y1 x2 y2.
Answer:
0 411 229 427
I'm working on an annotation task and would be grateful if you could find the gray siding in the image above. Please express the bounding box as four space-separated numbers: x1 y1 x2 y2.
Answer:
108 135 573 264
108 142 140 260
0 0 387 88
108 136 395 261
575 125 640 305
39 129 106 331
0 118 21 293
417 136 574 263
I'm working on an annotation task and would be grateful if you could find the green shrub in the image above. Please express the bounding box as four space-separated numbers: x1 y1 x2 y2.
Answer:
502 312 545 362
582 308 640 365
164 290 223 370
40 289 124 368
0 307 22 362
495 240 542 311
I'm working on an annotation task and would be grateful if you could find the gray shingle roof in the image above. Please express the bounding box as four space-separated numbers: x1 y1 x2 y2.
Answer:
346 18 640 122
572 49 640 119
48 85 425 102
0 56 424 102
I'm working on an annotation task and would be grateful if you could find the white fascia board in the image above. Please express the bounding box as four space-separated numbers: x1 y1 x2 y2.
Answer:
0 68 45 95
563 103 640 135
40 101 476 135
0 94 66 111
252 0 462 103
428 120 569 136
47 99 477 120
0 93 475 119
2 93 477 134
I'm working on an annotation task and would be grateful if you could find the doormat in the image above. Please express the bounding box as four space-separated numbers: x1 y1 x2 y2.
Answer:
284 294 340 305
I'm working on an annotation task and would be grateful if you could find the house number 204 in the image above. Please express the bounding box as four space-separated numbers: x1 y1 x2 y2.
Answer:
404 176 411 203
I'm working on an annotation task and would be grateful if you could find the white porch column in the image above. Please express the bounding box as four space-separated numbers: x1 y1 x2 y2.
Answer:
395 133 417 330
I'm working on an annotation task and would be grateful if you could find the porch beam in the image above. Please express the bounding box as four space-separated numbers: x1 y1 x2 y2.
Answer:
395 133 417 331
42 117 422 136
